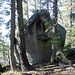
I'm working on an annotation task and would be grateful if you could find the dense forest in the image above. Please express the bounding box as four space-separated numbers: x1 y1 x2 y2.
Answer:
0 0 75 74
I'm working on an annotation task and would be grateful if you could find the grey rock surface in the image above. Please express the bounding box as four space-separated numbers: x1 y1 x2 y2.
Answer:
15 10 66 65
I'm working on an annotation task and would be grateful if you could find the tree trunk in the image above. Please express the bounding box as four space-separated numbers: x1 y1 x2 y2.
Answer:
14 38 20 65
70 0 72 27
50 0 58 64
10 0 16 71
27 0 29 20
17 0 33 71
34 0 36 11
40 0 41 10
47 0 49 12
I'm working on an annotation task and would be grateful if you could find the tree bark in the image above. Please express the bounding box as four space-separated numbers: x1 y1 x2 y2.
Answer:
34 0 36 11
10 0 16 71
27 0 29 20
17 0 33 71
50 0 58 64
70 0 72 27
40 0 41 10
47 0 49 12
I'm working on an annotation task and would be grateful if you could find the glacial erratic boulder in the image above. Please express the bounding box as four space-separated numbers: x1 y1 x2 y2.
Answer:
24 10 66 65
15 10 66 65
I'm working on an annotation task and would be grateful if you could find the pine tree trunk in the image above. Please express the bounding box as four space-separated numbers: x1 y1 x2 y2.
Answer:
17 0 33 71
70 0 72 27
50 0 58 64
40 0 41 10
35 0 36 11
27 0 29 20
47 0 49 11
10 0 16 71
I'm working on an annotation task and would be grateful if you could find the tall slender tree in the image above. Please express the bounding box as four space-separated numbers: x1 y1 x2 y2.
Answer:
34 0 36 11
50 0 58 64
70 0 72 27
16 0 33 71
27 0 29 20
10 0 16 71
40 0 41 10
47 0 49 11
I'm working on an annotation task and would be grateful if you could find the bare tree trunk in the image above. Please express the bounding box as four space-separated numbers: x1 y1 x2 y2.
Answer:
50 0 58 64
17 0 33 71
70 0 72 27
40 0 41 10
27 0 29 20
10 0 16 71
34 0 36 11
47 0 49 12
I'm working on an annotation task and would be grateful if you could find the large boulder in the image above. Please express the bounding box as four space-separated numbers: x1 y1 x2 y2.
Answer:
24 10 66 65
15 10 66 65
57 24 66 47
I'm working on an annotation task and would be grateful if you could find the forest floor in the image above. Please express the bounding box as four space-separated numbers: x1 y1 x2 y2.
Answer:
1 63 75 75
